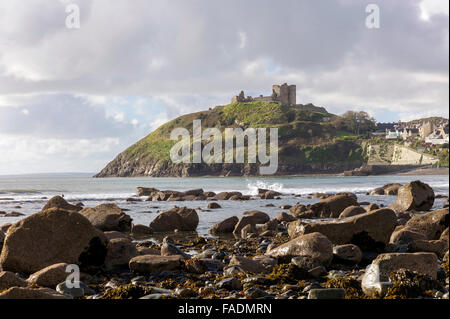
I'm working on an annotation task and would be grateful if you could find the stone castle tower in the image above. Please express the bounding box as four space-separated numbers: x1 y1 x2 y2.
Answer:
231 83 296 106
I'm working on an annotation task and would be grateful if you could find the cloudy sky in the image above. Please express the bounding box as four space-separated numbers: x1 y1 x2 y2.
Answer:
0 0 448 175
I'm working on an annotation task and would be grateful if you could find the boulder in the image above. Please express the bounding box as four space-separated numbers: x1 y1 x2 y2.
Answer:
184 258 224 274
79 203 132 232
276 212 296 223
320 194 358 218
371 252 438 280
240 224 257 239
409 239 448 258
260 190 281 200
266 232 333 265
242 211 270 224
339 206 366 219
136 187 159 197
308 288 345 299
289 205 308 218
182 189 204 196
228 256 267 274
0 287 71 299
56 281 85 298
261 219 279 232
288 208 397 251
214 192 242 200
440 228 449 241
332 244 362 264
365 203 380 212
161 237 190 259
129 255 183 274
0 224 11 233
209 216 239 234
389 227 426 246
291 256 321 271
370 187 385 196
252 255 278 272
0 271 27 290
232 211 270 236
384 184 402 195
26 263 70 288
104 238 138 270
404 208 448 240
149 207 198 232
217 277 242 290
103 231 131 241
370 183 402 196
136 246 160 256
207 202 221 209
392 181 435 212
131 224 152 236
0 208 107 274
42 196 82 212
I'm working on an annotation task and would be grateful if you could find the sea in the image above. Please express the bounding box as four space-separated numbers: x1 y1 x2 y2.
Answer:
0 174 448 236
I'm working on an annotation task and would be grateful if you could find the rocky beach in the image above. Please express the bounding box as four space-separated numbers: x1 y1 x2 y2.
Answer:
0 179 448 300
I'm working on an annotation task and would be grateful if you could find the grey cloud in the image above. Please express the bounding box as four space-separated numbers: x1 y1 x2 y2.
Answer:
0 94 135 138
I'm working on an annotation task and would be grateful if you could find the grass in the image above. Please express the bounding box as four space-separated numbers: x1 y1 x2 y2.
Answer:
113 101 365 167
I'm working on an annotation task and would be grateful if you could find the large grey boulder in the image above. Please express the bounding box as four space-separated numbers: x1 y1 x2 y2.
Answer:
391 181 435 212
371 252 438 281
0 271 27 290
79 203 132 232
209 216 239 234
266 232 333 265
0 208 107 274
288 208 397 251
149 207 198 232
404 208 448 240
26 263 70 288
42 196 82 212
104 238 138 271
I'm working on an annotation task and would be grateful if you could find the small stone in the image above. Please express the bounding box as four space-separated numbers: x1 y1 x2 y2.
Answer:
308 288 345 299
217 278 242 291
308 266 327 278
333 244 362 264
56 281 85 298
207 202 221 209
223 266 244 276
245 287 268 298
175 287 197 298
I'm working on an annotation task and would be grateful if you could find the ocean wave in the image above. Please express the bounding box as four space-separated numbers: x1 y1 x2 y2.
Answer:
0 189 42 195
246 180 285 195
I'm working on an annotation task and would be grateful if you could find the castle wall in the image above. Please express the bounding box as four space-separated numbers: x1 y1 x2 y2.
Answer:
279 84 290 106
288 85 296 106
253 96 274 102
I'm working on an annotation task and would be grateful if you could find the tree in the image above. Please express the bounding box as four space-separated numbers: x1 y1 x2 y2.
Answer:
335 111 376 134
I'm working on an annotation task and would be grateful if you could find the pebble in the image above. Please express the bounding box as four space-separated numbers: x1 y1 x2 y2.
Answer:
56 281 85 298
245 287 268 299
308 288 346 299
217 278 242 291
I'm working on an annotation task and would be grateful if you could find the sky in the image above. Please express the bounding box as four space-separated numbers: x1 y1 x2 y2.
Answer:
0 0 448 175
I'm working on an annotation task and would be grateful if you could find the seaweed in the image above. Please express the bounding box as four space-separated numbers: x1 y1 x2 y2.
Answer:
384 269 444 299
324 276 365 299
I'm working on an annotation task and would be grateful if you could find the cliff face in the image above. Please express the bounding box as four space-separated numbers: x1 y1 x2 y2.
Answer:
95 101 365 177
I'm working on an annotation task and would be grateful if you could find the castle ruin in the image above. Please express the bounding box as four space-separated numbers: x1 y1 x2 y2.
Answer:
231 83 296 106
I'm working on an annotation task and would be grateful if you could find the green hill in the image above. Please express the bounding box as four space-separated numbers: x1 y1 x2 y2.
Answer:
95 101 367 177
